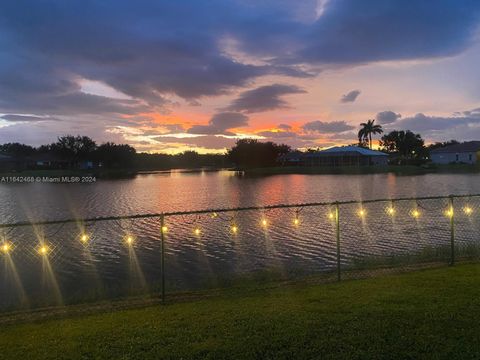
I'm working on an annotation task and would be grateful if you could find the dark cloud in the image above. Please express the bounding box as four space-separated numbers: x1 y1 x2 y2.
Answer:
394 112 480 133
257 130 298 138
376 110 401 124
301 0 480 64
302 120 355 133
224 84 306 113
277 123 292 130
340 90 361 103
187 112 248 135
0 114 59 122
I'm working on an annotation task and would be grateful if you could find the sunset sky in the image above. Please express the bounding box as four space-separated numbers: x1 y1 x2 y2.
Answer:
2 0 480 153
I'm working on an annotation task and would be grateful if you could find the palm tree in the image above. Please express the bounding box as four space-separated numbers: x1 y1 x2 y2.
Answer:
358 119 383 149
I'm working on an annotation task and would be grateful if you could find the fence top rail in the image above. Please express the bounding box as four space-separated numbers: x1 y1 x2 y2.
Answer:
1 193 479 229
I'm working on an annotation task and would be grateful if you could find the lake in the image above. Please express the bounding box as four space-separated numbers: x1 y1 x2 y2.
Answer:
1 171 480 310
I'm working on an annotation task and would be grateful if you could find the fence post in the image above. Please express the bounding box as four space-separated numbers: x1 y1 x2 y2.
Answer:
449 196 455 266
160 214 166 303
335 202 341 281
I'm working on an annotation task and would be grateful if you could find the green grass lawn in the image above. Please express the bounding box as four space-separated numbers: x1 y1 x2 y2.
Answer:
1 264 480 359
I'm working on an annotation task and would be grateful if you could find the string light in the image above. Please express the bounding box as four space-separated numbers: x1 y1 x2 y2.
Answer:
5 197 480 258
1 242 12 254
125 236 134 245
445 208 454 218
38 245 49 256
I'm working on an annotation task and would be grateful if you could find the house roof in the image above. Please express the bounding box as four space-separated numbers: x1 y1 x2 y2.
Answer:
430 141 480 154
305 146 388 157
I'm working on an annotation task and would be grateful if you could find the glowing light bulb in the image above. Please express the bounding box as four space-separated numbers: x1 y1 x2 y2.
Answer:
80 234 89 243
445 208 454 218
231 225 238 234
194 228 201 236
464 207 473 215
1 243 11 253
387 207 395 216
412 209 420 218
261 219 268 227
328 212 335 220
38 245 49 256
358 209 366 218
161 226 168 233
126 236 134 245
293 218 300 226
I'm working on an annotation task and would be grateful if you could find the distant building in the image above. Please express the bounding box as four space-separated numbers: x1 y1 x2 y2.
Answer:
430 141 480 165
303 146 388 167
278 146 388 167
278 151 304 166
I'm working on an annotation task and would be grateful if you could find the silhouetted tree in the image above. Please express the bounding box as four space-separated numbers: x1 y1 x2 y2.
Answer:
358 120 383 149
0 143 36 157
50 135 97 160
380 130 427 164
427 140 460 151
95 142 136 168
227 139 291 168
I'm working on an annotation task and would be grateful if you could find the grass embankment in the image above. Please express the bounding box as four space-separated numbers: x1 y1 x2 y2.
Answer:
244 164 480 175
1 263 480 359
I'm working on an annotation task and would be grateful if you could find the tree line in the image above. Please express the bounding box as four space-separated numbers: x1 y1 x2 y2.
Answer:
0 127 468 171
0 135 228 170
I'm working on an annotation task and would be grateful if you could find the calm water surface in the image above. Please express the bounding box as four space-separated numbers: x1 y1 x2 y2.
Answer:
1 171 480 310
2 171 480 222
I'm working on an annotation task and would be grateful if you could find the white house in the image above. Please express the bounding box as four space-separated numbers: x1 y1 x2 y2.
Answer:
430 141 480 165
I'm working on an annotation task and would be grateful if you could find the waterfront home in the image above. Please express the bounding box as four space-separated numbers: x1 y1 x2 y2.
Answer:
302 146 388 167
430 141 480 165
279 146 389 167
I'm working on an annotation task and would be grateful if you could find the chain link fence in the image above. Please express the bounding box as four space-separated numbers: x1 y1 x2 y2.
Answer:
1 194 480 311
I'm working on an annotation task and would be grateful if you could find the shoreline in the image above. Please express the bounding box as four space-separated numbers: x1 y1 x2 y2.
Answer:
1 164 480 180
241 164 480 176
